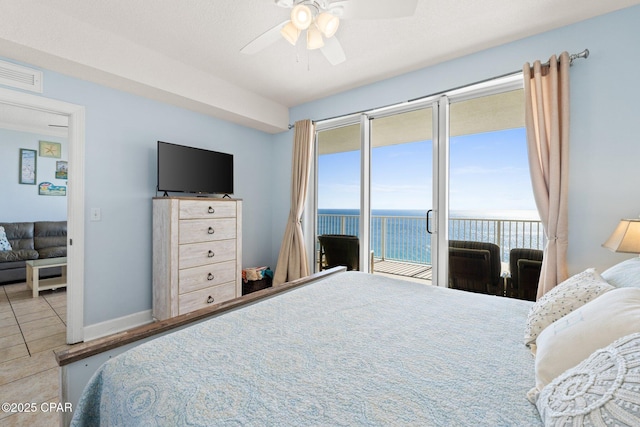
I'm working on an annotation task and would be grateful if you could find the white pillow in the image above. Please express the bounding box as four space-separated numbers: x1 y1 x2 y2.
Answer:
534 332 640 426
533 287 640 392
601 257 640 288
0 226 12 251
523 268 613 346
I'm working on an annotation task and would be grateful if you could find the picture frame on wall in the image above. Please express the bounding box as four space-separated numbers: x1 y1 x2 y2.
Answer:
56 161 68 179
39 140 62 158
19 148 37 185
38 182 66 196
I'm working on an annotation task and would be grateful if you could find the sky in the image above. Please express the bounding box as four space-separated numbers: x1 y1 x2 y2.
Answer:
317 127 538 215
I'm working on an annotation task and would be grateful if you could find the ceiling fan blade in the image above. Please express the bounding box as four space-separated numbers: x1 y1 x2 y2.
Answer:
320 36 346 66
330 0 418 20
240 20 289 54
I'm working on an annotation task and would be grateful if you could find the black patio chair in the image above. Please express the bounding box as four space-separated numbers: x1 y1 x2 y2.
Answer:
448 240 502 295
507 248 543 301
318 234 359 271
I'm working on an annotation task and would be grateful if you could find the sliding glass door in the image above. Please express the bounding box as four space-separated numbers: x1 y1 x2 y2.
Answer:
313 74 538 292
369 106 434 280
315 120 362 272
314 105 436 277
448 89 540 253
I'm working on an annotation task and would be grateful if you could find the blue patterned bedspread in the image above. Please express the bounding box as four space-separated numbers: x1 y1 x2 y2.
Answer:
72 272 542 426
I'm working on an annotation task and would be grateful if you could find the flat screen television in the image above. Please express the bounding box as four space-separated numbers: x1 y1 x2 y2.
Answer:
157 141 234 195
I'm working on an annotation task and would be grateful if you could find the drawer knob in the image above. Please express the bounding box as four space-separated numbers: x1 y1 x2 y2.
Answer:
208 207 215 214
207 273 214 281
208 250 215 258
208 227 215 234
207 296 214 304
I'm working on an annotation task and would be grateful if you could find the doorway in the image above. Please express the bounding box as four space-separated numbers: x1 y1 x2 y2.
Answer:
0 87 85 344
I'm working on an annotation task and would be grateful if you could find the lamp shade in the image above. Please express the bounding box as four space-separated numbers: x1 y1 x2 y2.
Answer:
316 12 339 38
306 25 324 50
602 219 640 253
280 21 300 45
291 4 312 30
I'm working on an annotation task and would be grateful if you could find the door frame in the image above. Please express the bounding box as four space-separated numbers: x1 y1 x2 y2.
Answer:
0 87 85 344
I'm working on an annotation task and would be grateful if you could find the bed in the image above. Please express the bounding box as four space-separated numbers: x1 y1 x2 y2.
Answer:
72 272 541 426
71 270 543 426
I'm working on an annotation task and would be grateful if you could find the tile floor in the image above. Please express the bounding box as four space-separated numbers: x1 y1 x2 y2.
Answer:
0 282 70 426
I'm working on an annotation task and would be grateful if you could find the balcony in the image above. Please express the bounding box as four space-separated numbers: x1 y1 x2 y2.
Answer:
317 212 544 283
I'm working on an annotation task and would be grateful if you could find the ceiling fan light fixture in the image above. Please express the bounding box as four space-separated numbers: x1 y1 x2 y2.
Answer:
315 12 339 38
280 21 301 45
306 24 324 50
291 4 313 30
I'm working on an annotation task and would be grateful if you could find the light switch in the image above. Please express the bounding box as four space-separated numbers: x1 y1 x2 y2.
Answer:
90 208 101 221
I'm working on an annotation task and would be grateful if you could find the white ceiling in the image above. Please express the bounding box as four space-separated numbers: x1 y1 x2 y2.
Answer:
0 103 68 138
1 0 639 134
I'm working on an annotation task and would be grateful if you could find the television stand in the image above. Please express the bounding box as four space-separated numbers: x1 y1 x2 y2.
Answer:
222 194 231 199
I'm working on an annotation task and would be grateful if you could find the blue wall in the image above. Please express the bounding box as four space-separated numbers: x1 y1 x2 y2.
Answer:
1 65 275 325
0 129 68 221
272 5 640 276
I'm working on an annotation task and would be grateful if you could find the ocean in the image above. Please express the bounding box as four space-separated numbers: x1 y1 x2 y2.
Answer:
317 209 543 264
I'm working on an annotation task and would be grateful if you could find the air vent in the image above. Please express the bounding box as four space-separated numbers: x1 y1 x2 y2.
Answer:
0 59 43 93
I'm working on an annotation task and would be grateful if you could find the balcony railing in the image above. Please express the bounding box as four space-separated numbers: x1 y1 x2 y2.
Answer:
318 213 544 264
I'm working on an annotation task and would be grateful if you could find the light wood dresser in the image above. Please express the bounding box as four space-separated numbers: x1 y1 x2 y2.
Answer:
152 197 242 320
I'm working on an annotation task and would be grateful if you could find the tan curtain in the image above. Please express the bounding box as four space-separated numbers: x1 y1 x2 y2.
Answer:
273 119 315 285
523 52 570 299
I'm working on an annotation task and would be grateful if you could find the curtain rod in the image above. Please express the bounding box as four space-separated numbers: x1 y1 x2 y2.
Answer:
552 48 589 66
287 48 590 130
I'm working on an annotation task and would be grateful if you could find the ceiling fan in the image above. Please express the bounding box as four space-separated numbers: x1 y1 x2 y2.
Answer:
240 0 419 66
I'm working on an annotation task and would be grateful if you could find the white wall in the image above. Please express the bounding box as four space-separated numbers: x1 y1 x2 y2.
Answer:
0 128 67 222
272 5 640 277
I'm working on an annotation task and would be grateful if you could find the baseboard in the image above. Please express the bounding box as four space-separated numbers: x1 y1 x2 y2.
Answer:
83 310 153 342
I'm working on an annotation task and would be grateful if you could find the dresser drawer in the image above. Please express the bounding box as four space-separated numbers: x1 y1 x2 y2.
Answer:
178 281 236 314
179 260 236 294
179 200 236 220
179 239 236 269
179 218 236 244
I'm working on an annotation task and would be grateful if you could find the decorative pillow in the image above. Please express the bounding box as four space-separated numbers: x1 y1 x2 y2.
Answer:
601 257 640 288
523 268 613 346
0 226 12 251
533 287 640 392
534 332 640 426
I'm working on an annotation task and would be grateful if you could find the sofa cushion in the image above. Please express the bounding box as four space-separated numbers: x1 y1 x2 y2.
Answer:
33 221 67 259
0 226 11 251
0 222 35 250
0 249 39 263
0 259 27 271
37 247 67 259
